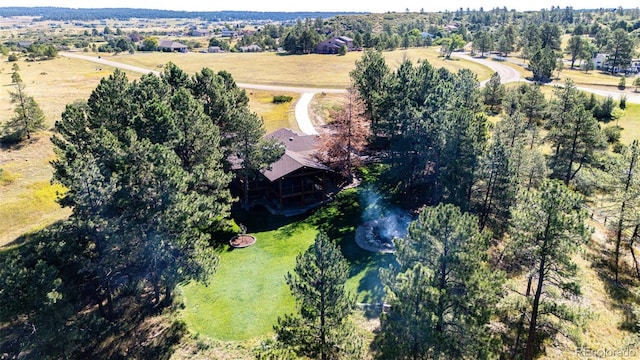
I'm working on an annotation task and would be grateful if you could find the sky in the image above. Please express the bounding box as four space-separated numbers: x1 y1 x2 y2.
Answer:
10 1 640 13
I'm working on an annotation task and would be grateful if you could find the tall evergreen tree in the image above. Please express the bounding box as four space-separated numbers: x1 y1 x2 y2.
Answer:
234 111 284 210
51 66 234 311
483 72 505 113
472 30 493 57
565 34 584 69
507 180 590 360
547 84 606 185
274 232 362 360
605 28 635 74
350 49 391 137
529 47 557 82
3 76 45 141
607 140 640 281
378 204 504 359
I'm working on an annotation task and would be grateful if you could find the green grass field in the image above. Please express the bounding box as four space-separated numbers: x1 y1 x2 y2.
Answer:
180 222 317 340
178 189 392 341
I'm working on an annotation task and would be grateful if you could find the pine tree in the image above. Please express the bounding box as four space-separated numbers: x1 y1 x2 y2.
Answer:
565 34 584 69
3 77 45 141
378 204 504 359
483 72 505 113
506 180 590 360
233 110 284 210
52 66 234 312
350 49 391 137
547 98 605 185
274 232 362 360
607 140 640 281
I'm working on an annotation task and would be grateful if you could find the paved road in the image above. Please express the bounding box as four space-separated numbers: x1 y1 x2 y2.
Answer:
62 52 162 75
451 52 522 86
453 52 640 104
60 52 344 134
295 93 319 135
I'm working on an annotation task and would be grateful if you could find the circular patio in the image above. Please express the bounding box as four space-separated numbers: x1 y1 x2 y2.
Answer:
229 234 256 248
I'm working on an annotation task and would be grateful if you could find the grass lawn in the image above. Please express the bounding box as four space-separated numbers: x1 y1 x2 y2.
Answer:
179 221 317 341
178 189 393 341
615 102 640 145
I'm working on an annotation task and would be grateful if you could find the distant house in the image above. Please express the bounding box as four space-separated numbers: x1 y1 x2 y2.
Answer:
234 128 335 215
17 41 32 48
593 53 607 70
593 53 640 74
238 44 262 52
315 36 355 54
445 24 459 32
221 30 238 38
158 40 188 53
190 30 211 37
421 32 434 39
208 46 223 53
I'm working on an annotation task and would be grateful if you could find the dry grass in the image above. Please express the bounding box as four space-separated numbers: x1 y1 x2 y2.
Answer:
0 57 137 247
542 221 638 360
246 90 298 133
310 92 345 127
0 134 71 246
84 47 493 89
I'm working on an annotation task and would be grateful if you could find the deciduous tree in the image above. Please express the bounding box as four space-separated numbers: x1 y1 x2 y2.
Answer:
316 88 369 179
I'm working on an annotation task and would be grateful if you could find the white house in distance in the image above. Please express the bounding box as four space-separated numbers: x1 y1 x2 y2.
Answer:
593 53 640 74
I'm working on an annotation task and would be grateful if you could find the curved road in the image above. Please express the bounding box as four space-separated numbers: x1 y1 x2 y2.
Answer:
62 51 640 135
451 52 522 86
60 52 345 135
453 52 640 104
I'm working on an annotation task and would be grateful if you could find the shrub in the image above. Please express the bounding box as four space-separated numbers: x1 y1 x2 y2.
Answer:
593 96 616 122
7 54 18 61
613 142 626 154
618 76 626 90
620 95 627 110
603 125 622 144
272 95 293 104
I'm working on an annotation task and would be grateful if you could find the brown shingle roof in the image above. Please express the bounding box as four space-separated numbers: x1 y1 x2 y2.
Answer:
261 128 330 182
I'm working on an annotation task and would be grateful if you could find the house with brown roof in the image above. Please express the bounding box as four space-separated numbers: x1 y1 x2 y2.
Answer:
235 128 335 215
158 40 188 52
315 36 355 54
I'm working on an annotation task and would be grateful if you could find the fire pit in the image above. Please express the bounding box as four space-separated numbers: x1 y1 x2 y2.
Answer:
229 234 256 248
355 215 409 253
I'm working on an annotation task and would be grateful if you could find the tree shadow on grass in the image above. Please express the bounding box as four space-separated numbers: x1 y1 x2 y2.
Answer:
0 224 186 360
589 235 640 331
309 189 397 311
232 206 306 234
